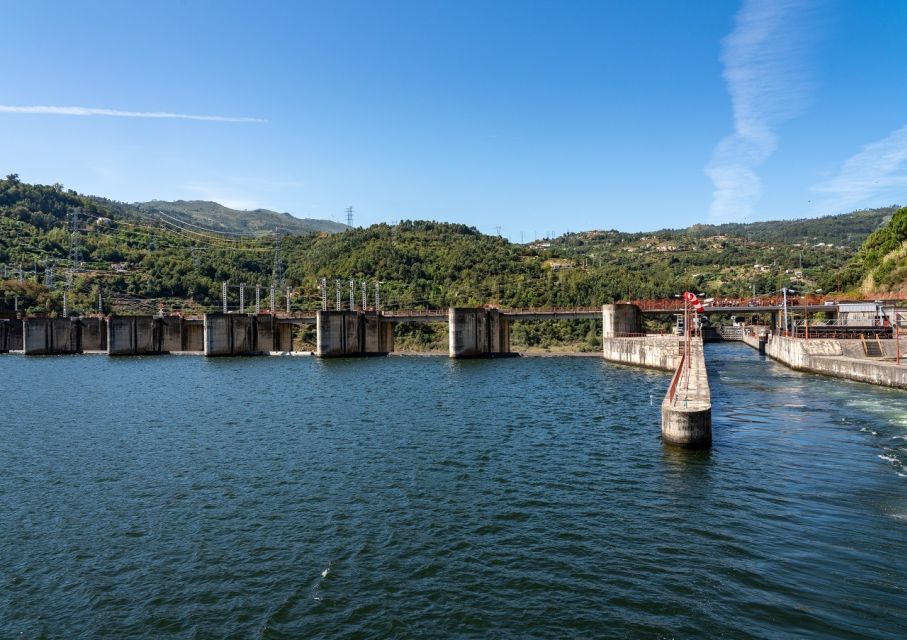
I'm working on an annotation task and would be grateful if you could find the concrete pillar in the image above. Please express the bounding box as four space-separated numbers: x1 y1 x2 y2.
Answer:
107 316 162 355
316 310 357 356
448 307 511 358
362 312 394 353
204 313 257 356
316 311 394 357
602 304 643 337
23 317 82 354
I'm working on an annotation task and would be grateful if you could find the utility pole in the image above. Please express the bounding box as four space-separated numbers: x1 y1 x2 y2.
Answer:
782 287 789 335
222 281 228 313
345 206 354 227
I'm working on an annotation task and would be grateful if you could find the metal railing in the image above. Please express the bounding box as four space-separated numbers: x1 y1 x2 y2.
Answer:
666 351 687 404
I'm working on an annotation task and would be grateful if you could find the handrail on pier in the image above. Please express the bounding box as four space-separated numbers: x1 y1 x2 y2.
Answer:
666 351 686 403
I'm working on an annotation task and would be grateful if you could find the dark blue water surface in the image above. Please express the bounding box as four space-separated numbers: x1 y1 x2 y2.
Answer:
1 343 905 638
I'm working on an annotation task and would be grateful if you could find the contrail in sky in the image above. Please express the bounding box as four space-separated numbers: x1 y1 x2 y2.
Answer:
705 0 816 222
0 104 265 123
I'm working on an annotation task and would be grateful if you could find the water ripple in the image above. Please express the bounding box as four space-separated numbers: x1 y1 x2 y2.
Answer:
0 346 905 638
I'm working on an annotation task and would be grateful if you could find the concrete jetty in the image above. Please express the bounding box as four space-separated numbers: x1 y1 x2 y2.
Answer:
660 339 711 448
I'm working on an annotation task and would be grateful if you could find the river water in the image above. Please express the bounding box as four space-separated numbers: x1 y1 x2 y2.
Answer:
1 343 905 638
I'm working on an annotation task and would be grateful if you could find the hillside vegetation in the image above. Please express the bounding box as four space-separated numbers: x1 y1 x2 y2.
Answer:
838 206 907 295
0 176 898 321
135 200 348 236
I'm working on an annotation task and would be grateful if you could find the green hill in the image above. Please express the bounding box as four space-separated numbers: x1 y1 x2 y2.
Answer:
0 175 899 324
135 200 347 236
837 206 907 295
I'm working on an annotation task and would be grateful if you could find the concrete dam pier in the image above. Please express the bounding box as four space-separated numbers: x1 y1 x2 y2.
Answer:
5 304 714 447
316 311 394 357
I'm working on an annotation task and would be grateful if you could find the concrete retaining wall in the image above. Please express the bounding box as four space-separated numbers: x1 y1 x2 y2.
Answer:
601 335 682 371
741 332 768 354
764 334 907 390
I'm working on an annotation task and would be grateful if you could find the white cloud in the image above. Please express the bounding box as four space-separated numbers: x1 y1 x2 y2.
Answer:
705 0 815 222
0 104 265 123
813 123 907 211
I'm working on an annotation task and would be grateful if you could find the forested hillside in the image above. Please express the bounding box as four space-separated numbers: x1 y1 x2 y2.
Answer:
0 176 897 319
838 206 907 295
135 200 347 236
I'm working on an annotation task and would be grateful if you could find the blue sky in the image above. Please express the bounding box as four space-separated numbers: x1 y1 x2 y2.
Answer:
2 0 906 237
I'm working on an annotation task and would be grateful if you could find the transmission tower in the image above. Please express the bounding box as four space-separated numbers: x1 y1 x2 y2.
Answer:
67 207 83 287
44 261 54 287
271 235 284 290
345 206 354 227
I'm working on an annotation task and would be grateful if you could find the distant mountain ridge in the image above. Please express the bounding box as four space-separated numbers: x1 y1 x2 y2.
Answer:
134 199 348 236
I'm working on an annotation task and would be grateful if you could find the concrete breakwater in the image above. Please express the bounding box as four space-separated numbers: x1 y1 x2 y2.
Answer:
750 332 907 390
